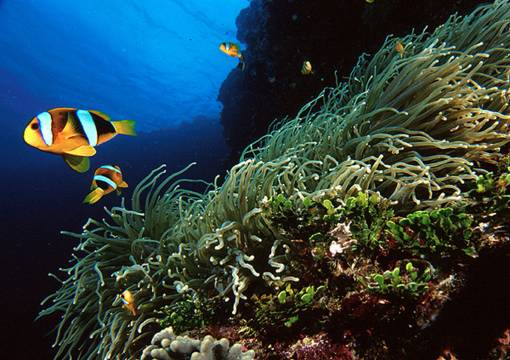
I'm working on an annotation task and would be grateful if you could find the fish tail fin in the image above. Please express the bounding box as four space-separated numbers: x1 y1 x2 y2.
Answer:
83 188 105 204
113 120 137 136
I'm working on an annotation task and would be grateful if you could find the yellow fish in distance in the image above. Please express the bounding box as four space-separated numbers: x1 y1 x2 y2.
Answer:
301 60 313 75
23 108 136 173
83 165 128 205
219 42 245 70
395 41 405 57
119 290 137 316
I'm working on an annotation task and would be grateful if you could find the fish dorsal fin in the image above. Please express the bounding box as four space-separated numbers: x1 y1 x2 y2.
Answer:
63 154 90 173
51 107 77 112
89 110 111 121
66 145 97 157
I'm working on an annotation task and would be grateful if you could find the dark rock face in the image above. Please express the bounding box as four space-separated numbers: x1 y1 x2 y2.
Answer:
218 0 483 159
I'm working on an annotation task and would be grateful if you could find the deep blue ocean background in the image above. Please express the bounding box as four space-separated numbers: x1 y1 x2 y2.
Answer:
0 1 247 358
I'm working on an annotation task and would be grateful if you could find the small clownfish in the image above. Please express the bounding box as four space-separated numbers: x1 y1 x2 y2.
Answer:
395 41 405 57
119 290 137 316
219 42 245 70
83 165 128 204
301 60 313 75
23 108 136 173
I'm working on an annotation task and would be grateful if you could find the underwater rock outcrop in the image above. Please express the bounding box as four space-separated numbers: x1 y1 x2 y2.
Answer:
219 0 482 159
40 1 510 358
140 327 255 360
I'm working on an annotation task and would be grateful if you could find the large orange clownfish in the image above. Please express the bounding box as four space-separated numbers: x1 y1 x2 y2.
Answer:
83 165 128 204
23 108 136 173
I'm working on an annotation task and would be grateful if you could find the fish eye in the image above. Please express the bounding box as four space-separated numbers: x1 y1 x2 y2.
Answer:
31 122 39 130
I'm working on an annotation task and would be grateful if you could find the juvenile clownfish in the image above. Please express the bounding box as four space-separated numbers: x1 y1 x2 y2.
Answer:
119 290 137 316
83 165 128 204
301 60 313 75
219 42 245 70
395 41 405 57
23 108 136 173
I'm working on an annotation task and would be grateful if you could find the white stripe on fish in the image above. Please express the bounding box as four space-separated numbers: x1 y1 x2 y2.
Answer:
100 165 122 174
37 112 53 146
94 175 117 189
77 110 98 146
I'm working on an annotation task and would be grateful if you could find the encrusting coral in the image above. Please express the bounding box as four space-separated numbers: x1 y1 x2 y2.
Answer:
39 1 510 358
140 326 255 360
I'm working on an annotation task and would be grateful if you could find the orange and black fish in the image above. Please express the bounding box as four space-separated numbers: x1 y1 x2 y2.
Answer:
219 42 245 70
83 165 128 204
119 290 137 316
23 108 136 173
395 41 405 57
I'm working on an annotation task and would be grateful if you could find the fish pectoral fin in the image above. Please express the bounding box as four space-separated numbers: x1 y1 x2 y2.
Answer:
63 154 90 173
65 133 85 140
119 181 128 188
66 145 96 157
83 188 105 204
116 189 122 195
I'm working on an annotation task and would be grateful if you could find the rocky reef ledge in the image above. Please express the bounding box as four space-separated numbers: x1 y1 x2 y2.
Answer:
40 1 510 359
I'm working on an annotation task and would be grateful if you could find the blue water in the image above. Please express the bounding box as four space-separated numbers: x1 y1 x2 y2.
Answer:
0 1 247 358
0 0 247 130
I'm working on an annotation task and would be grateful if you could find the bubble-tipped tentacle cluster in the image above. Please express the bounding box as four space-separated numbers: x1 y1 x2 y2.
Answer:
141 327 255 360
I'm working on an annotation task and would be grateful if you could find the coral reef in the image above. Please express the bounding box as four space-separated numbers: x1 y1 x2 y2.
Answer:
141 327 254 360
39 1 510 359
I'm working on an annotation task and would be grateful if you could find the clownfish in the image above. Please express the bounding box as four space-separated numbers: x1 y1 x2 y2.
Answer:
119 290 137 316
83 165 128 204
301 60 313 75
395 41 405 57
219 42 245 70
23 108 136 173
